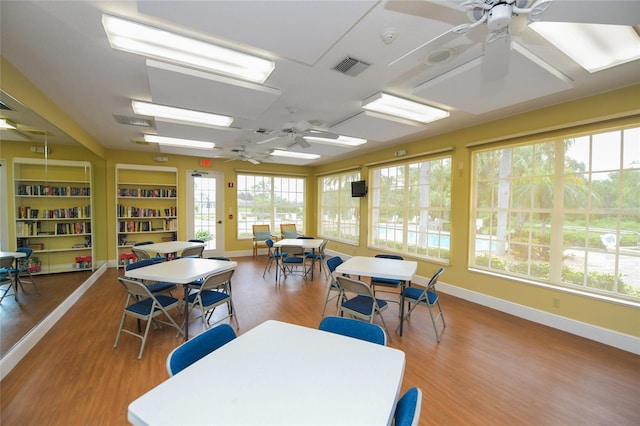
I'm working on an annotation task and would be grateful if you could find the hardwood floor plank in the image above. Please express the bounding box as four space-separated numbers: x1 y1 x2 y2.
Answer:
1 257 639 425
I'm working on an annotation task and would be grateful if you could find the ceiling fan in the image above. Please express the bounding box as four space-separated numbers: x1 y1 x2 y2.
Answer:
256 108 339 149
225 146 267 165
390 0 640 81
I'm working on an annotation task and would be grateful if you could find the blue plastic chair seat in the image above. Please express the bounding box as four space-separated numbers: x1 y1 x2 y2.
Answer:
186 289 229 305
341 295 388 316
371 277 401 286
403 287 439 304
282 257 304 264
146 282 178 293
125 294 178 316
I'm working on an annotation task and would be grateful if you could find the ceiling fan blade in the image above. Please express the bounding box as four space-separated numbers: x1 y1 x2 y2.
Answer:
388 24 468 68
295 135 311 149
481 29 511 82
255 136 281 145
305 129 339 139
247 158 260 165
530 0 640 26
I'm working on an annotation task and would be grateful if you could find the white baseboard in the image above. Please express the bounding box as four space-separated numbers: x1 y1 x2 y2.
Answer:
0 263 107 380
326 250 639 355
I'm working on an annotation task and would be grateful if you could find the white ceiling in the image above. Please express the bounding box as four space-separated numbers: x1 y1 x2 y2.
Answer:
1 0 639 166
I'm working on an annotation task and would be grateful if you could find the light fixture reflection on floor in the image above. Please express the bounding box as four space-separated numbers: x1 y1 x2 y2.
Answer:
103 15 275 83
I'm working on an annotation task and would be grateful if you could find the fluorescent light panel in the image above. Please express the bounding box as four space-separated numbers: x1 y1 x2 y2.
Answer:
304 135 367 147
362 93 449 124
271 150 320 160
0 118 17 129
529 22 640 73
102 15 274 83
132 100 232 127
144 134 214 149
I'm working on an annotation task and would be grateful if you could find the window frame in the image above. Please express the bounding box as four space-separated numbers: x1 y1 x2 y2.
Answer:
317 170 361 245
368 155 452 262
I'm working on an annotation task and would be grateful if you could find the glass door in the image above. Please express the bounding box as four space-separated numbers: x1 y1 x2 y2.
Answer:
186 171 224 258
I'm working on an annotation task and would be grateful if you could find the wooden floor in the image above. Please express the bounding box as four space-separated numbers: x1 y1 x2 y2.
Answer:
1 256 639 425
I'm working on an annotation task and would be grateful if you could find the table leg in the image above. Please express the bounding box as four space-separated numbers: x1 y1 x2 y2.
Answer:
399 280 407 336
184 284 190 341
275 248 279 283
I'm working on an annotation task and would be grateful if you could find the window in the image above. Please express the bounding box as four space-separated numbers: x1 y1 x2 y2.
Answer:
237 174 305 238
370 156 452 261
471 125 640 301
318 171 360 244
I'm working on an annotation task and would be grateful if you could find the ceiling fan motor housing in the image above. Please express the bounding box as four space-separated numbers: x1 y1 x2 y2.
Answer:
487 3 513 30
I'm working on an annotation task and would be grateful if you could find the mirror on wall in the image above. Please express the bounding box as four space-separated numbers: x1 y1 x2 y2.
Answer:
0 90 106 358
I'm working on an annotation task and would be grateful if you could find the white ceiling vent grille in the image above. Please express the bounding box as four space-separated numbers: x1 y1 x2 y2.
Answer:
332 57 370 77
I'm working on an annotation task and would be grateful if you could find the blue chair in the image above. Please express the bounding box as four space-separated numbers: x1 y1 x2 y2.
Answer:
132 241 159 261
0 255 17 303
183 269 238 330
279 245 307 279
166 323 237 376
402 268 446 342
114 277 183 359
263 239 286 277
9 247 39 294
318 316 387 345
394 387 422 426
305 239 328 278
370 254 404 301
322 256 344 315
336 275 391 340
125 259 177 296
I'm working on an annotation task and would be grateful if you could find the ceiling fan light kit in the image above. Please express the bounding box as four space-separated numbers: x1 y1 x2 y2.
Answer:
102 14 275 83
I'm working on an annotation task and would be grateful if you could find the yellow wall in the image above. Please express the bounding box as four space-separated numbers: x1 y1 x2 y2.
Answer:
2 54 638 338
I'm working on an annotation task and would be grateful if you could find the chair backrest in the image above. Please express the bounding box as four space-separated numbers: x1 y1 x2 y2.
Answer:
134 241 154 246
253 224 271 241
427 267 445 291
318 316 387 345
336 275 374 298
125 258 156 271
166 323 237 376
375 253 404 260
16 247 33 259
117 276 154 299
188 239 205 243
201 269 234 291
280 223 297 238
394 387 422 426
0 255 15 270
326 256 343 274
207 256 232 261
282 245 304 256
181 245 204 258
265 239 274 249
131 247 151 260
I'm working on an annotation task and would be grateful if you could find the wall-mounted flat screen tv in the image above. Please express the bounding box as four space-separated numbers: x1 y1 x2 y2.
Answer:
351 180 367 197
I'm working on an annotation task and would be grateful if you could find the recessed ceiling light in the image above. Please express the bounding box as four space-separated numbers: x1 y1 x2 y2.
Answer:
102 15 275 83
362 93 449 124
144 134 214 149
271 150 320 160
529 22 640 73
132 100 232 127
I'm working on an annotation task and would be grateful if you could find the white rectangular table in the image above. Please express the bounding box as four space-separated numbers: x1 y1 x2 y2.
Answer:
273 238 324 281
125 257 237 340
133 240 204 258
0 251 27 303
335 256 418 336
128 320 405 426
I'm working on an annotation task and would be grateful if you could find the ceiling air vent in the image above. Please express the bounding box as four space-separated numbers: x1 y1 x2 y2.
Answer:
114 115 154 128
332 57 370 77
